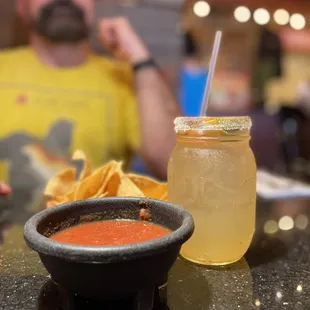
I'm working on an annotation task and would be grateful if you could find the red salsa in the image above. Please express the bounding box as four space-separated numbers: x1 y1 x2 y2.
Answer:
51 220 171 246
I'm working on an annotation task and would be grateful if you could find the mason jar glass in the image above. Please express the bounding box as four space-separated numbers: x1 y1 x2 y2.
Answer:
168 117 256 265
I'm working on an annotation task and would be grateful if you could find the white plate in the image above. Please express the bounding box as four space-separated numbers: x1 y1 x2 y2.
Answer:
256 170 310 200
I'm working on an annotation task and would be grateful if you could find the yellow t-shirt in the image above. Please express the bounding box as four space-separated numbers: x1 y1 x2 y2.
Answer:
0 47 139 203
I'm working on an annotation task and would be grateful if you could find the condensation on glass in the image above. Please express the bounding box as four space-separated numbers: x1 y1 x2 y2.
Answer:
168 117 256 265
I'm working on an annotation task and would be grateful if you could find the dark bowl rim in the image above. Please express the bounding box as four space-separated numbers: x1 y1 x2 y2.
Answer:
24 197 194 263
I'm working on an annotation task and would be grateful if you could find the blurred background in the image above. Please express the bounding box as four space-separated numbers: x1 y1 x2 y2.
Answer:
1 0 310 180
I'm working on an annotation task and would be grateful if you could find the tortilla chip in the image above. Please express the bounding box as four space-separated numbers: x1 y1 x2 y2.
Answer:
45 151 168 209
45 168 76 197
54 194 71 204
95 161 123 196
74 161 120 200
92 192 108 199
66 184 79 201
97 193 108 198
128 174 168 200
72 150 91 180
117 176 144 197
47 200 56 208
74 167 107 200
104 169 122 196
160 192 168 202
52 195 65 203
47 193 71 208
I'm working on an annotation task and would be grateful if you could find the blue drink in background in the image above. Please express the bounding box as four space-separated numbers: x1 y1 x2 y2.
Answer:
179 66 208 117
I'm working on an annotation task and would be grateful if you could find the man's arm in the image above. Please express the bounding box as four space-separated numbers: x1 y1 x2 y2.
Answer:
134 67 180 178
100 18 181 178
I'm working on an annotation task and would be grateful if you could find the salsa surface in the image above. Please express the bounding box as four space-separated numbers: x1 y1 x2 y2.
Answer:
51 220 171 246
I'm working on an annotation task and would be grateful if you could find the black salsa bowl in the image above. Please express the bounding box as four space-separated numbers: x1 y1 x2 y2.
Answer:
24 197 194 306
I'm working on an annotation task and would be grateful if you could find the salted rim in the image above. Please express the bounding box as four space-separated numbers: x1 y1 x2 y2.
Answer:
174 117 252 132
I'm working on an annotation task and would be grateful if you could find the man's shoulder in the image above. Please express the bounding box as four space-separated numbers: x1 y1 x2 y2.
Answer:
91 54 133 86
91 54 131 74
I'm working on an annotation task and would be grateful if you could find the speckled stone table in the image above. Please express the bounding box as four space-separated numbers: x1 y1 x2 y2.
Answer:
0 195 310 309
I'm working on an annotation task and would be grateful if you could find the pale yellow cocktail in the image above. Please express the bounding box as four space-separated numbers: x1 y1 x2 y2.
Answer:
168 117 256 265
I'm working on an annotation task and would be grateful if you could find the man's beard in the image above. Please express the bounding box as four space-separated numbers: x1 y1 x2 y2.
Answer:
31 0 90 44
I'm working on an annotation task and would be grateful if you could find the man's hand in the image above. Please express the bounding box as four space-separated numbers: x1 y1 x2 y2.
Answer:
0 182 11 196
99 17 151 64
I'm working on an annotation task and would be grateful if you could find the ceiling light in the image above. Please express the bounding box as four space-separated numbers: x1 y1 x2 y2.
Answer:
263 220 278 234
290 13 306 30
193 1 211 18
279 216 294 231
295 214 308 230
274 9 290 25
234 6 251 23
253 8 270 25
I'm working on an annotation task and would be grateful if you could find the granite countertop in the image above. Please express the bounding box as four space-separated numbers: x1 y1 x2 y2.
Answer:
0 194 310 310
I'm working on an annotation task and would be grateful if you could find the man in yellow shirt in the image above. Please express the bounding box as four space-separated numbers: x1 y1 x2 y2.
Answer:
0 0 180 205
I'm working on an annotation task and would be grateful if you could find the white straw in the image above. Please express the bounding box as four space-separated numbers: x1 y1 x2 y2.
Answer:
200 31 222 116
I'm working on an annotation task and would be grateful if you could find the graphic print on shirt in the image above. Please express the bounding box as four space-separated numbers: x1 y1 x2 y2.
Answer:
0 119 81 211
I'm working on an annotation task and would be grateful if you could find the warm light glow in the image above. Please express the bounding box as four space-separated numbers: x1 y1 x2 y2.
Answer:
255 299 261 307
279 216 294 231
274 9 290 25
295 214 308 230
234 6 251 23
193 1 211 18
264 220 279 234
276 291 282 299
253 8 270 25
297 285 303 292
290 13 306 30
